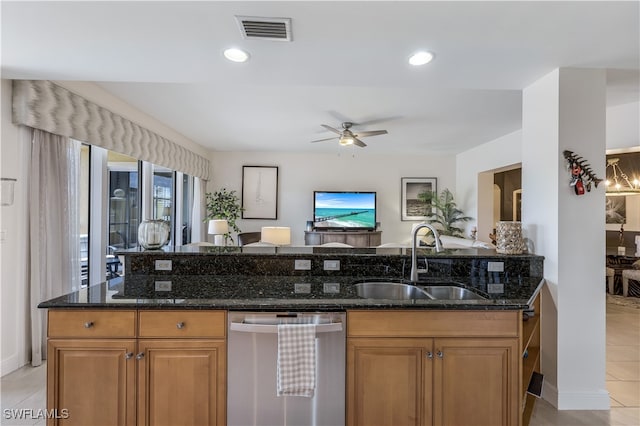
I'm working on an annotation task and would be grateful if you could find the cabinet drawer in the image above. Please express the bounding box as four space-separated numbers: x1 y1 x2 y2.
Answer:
139 310 226 338
347 310 519 338
48 310 136 338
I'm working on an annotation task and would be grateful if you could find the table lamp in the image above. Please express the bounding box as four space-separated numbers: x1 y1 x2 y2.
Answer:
208 219 229 246
261 226 291 246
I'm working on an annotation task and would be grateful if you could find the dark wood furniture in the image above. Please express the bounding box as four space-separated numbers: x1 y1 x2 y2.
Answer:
304 230 382 247
237 232 261 246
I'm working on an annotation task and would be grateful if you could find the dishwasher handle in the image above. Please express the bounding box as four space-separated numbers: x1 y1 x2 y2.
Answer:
229 321 343 334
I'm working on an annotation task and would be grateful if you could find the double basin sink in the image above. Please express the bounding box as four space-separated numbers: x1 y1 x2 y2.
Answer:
355 282 487 301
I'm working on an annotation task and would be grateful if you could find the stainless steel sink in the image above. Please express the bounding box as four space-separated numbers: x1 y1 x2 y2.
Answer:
420 286 487 300
355 282 433 300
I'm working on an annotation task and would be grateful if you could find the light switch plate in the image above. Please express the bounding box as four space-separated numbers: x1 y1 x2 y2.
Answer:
294 259 312 270
323 260 340 271
487 283 504 294
487 261 504 272
155 280 172 291
155 260 172 271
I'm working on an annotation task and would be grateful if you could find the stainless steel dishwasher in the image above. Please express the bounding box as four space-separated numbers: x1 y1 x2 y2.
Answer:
227 311 346 426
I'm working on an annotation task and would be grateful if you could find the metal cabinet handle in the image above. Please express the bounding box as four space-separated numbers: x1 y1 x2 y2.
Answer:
176 322 185 329
84 321 94 328
436 351 443 359
136 352 145 360
125 352 133 360
426 351 433 359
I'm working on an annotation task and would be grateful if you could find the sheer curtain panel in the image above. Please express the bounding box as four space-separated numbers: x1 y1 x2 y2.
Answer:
190 177 207 243
29 129 81 366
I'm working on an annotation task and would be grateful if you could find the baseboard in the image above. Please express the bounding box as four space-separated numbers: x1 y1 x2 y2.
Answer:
1 354 26 377
557 388 610 410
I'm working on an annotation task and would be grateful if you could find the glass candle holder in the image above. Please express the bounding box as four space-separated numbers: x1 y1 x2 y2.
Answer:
495 221 525 254
138 219 170 250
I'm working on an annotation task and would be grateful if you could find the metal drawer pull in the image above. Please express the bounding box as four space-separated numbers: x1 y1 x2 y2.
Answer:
436 351 443 359
136 352 145 360
125 352 133 360
426 351 433 359
230 321 342 334
84 321 94 328
176 322 185 329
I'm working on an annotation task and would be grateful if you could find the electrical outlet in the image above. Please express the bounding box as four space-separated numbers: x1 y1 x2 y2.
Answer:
487 261 504 272
294 283 311 294
155 280 172 291
155 260 172 271
323 260 340 271
323 283 340 294
294 259 312 270
487 283 504 294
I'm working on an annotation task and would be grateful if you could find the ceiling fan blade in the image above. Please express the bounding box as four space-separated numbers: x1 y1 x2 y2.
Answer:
320 124 342 135
353 137 367 148
356 130 388 138
310 136 338 143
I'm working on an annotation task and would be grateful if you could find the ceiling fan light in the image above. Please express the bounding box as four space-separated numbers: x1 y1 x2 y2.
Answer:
223 48 250 63
409 51 434 66
339 137 354 146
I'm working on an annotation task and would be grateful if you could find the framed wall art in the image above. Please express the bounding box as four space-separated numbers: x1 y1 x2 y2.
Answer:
242 166 279 219
605 196 626 224
401 177 437 221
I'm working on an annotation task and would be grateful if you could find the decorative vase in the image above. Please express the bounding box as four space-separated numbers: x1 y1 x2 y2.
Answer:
138 219 170 249
495 221 525 254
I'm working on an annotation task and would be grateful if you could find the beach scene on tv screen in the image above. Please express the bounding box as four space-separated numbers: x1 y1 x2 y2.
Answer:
314 192 376 228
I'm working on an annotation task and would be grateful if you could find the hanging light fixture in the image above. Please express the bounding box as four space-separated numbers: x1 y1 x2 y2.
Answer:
605 158 640 196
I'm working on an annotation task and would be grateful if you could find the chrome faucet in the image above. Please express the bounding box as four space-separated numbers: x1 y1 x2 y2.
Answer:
410 223 443 283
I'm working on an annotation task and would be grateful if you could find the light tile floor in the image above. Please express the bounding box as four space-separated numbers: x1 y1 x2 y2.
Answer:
1 295 639 426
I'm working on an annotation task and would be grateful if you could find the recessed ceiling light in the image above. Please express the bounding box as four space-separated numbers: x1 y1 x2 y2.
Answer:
409 51 434 66
223 48 250 63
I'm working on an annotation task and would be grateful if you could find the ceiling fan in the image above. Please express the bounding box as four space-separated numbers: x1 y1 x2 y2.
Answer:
310 122 388 148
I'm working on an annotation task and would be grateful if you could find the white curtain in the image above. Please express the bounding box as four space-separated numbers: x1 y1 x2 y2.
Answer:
29 129 81 366
190 177 207 242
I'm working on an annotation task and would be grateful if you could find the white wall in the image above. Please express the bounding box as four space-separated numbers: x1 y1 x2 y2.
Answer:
1 79 30 375
524 68 608 409
209 151 456 246
455 130 522 244
606 101 639 150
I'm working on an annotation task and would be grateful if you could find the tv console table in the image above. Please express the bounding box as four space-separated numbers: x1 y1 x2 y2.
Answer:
304 230 382 247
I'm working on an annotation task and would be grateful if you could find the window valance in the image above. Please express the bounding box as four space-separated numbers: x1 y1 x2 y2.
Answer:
12 80 211 180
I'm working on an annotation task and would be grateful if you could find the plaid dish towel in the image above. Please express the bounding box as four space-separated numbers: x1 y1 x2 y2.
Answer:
277 323 316 397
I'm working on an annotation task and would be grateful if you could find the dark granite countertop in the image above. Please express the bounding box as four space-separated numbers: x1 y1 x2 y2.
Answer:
38 274 544 311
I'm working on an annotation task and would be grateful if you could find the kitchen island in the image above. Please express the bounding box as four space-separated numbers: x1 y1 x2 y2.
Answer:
39 248 544 426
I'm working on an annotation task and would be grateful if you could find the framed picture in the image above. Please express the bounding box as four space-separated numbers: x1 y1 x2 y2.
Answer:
401 177 437 221
606 196 626 224
242 166 279 219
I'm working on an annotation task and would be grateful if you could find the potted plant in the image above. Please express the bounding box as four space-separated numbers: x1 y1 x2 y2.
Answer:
205 188 243 244
418 188 472 237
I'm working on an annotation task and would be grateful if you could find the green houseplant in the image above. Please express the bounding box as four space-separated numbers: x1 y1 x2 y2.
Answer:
205 188 243 243
418 188 473 237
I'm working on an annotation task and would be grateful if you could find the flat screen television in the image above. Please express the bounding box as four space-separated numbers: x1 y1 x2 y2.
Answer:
313 191 376 230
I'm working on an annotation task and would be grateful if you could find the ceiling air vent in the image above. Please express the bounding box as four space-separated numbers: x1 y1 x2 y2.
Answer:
235 16 292 41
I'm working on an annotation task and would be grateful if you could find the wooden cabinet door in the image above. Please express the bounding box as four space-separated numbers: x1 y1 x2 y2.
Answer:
433 338 519 426
347 338 433 426
47 339 136 426
137 339 226 426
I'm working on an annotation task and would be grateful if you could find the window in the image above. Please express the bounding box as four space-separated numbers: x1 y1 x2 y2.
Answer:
107 152 140 251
